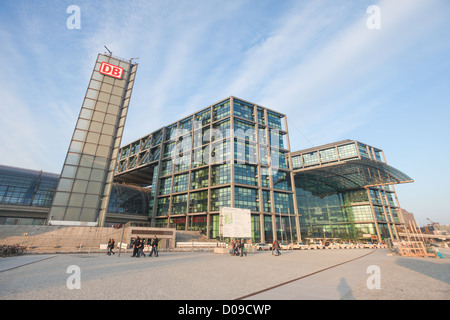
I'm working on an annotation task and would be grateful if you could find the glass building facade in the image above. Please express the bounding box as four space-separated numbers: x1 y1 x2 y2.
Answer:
292 140 412 243
0 86 413 244
0 164 151 226
0 165 59 225
115 97 298 243
48 54 138 226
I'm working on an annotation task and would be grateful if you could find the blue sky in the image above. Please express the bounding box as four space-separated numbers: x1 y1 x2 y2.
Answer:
0 0 449 226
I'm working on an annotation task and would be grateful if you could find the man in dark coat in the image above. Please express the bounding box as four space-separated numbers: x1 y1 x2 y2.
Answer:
132 236 141 257
150 235 159 257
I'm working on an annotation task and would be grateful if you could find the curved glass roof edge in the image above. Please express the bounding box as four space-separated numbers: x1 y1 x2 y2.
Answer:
294 158 413 196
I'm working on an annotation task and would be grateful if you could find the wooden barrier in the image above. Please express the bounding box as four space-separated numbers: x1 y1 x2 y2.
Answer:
397 241 435 258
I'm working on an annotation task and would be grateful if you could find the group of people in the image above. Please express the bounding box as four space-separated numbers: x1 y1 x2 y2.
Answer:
131 235 159 258
229 239 283 256
230 240 247 257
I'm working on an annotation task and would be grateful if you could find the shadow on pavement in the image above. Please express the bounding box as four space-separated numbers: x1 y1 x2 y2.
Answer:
396 257 450 285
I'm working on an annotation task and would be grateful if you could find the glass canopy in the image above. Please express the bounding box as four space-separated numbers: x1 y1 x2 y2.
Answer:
294 159 413 197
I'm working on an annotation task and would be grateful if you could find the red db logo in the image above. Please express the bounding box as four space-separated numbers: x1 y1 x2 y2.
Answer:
99 62 124 79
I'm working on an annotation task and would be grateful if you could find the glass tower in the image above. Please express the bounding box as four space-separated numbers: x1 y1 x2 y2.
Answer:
48 53 138 226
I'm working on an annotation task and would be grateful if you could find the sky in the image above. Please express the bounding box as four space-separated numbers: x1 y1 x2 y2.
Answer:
0 0 449 226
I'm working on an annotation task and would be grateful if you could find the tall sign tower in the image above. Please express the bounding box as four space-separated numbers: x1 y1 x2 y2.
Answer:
48 53 138 226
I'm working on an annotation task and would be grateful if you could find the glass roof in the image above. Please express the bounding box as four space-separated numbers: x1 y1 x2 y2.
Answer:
294 159 413 197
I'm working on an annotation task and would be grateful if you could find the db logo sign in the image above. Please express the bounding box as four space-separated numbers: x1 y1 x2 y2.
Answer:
99 62 124 79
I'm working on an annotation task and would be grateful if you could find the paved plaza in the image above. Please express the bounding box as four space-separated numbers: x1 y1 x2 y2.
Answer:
0 248 449 300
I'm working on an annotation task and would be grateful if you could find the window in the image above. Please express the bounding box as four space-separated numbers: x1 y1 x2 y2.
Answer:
160 158 173 176
358 143 369 159
211 163 231 186
234 164 257 186
349 205 373 221
172 173 189 193
270 149 289 169
267 111 283 130
257 107 265 125
337 143 357 159
319 148 338 163
291 155 302 169
212 118 230 141
194 108 211 129
234 118 255 141
210 187 231 211
191 168 209 190
163 141 176 158
174 152 191 173
189 190 208 213
176 134 192 155
193 127 210 148
273 192 294 214
235 187 259 211
213 99 230 122
156 197 170 216
192 146 208 168
272 170 291 191
165 124 177 141
262 190 271 212
233 99 254 121
260 167 270 188
269 129 286 149
158 177 172 195
234 140 257 164
303 152 319 166
171 194 187 215
211 139 230 164
179 117 193 133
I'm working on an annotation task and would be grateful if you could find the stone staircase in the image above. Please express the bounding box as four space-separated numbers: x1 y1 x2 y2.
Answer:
0 225 125 253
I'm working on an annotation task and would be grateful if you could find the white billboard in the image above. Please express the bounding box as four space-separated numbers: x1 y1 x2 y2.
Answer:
219 207 251 238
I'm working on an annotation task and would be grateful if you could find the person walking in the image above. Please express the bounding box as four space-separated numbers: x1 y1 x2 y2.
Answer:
273 240 281 256
109 239 115 255
107 239 112 255
234 240 240 256
239 240 247 257
138 238 146 257
132 236 141 257
150 235 159 257
230 240 235 256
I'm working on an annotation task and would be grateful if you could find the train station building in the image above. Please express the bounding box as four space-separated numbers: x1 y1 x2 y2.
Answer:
0 53 414 244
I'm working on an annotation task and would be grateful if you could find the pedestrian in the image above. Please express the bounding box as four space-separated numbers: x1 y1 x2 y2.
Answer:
138 238 146 257
230 240 235 255
239 240 246 257
234 240 240 256
109 238 115 255
150 235 159 257
107 239 112 255
132 236 141 257
273 240 281 256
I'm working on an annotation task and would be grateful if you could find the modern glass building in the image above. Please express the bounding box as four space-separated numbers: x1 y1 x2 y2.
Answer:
0 165 59 225
48 53 138 226
0 52 414 243
114 97 298 243
292 140 413 243
0 164 151 226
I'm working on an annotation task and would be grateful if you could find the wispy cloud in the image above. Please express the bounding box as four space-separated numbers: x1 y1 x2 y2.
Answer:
0 0 448 171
